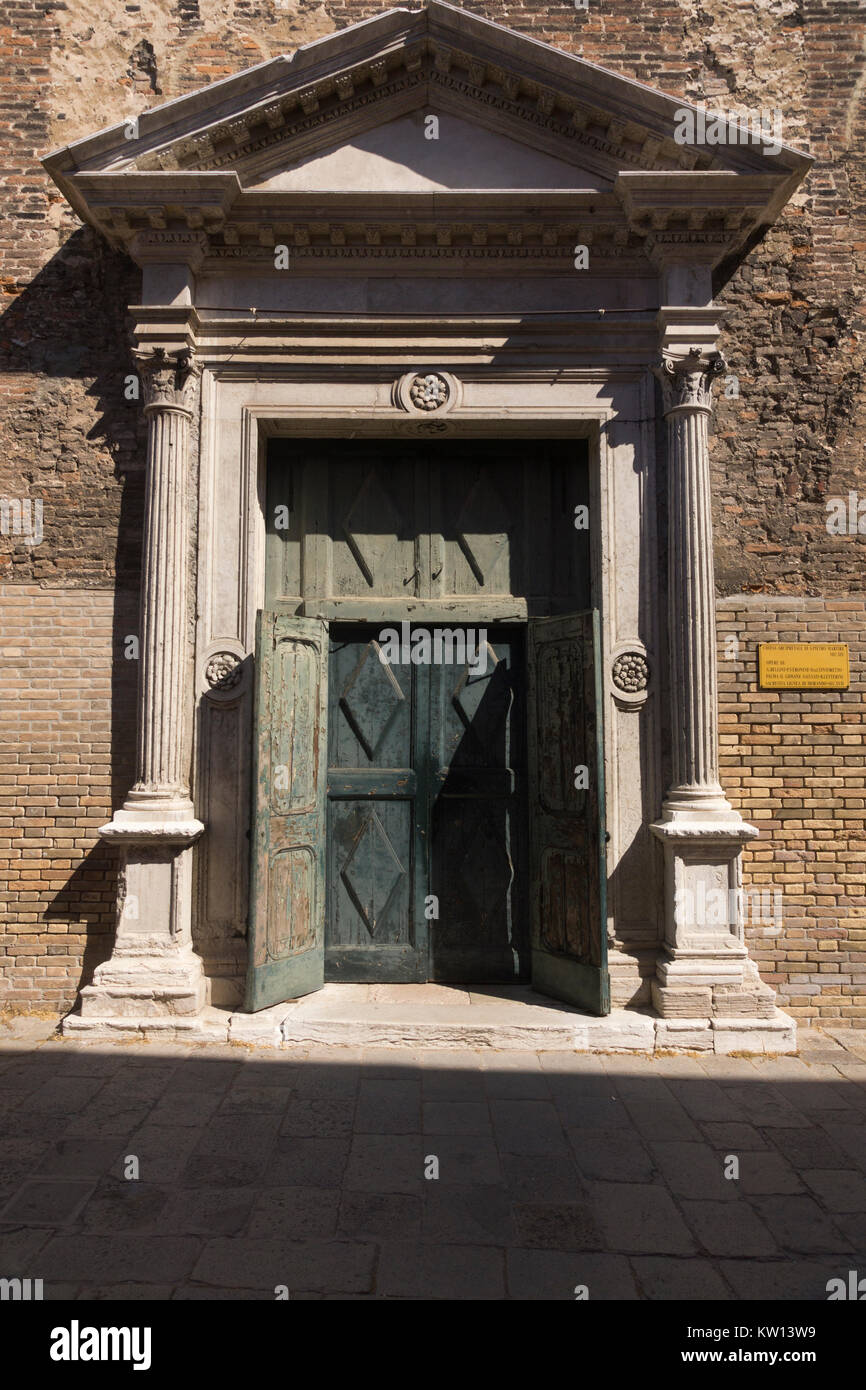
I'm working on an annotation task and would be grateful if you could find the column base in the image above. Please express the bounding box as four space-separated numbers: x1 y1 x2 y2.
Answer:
655 1009 797 1054
71 940 208 1023
67 803 209 1031
100 796 204 841
652 957 777 1020
650 813 777 1022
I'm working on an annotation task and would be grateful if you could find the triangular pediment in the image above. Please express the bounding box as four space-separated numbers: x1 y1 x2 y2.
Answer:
252 111 609 193
44 0 811 274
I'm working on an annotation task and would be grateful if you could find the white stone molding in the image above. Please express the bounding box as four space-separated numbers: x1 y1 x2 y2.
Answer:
75 347 207 1033
650 341 774 1024
189 378 662 1008
123 347 202 811
652 347 730 816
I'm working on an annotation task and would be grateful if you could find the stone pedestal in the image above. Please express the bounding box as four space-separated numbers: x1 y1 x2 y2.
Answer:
651 346 781 1030
65 348 206 1035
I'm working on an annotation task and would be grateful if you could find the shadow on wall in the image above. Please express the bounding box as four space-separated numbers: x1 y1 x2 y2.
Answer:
0 226 146 1010
44 847 118 997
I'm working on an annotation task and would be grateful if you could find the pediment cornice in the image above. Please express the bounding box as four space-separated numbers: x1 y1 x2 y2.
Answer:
43 0 811 277
128 40 723 185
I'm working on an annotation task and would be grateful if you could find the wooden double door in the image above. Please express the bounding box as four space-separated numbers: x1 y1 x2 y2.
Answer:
247 609 609 1015
247 426 607 1013
326 624 527 984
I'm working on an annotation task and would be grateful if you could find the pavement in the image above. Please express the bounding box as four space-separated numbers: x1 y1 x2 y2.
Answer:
1 1018 865 1300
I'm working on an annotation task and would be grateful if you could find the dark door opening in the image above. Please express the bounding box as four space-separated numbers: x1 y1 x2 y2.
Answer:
324 623 529 984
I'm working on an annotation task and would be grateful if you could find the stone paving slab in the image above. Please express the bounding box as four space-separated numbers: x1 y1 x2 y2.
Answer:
0 1028 864 1299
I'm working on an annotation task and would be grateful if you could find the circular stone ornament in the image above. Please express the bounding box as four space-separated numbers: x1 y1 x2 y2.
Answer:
409 372 450 411
205 651 243 692
612 651 649 694
394 369 460 415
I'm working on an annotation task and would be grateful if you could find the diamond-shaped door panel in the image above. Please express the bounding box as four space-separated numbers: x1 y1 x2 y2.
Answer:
454 468 513 592
340 467 415 593
337 640 407 762
448 647 514 766
340 808 407 939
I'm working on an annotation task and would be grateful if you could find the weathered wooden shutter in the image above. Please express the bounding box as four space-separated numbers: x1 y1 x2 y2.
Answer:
527 610 609 1015
246 613 328 1011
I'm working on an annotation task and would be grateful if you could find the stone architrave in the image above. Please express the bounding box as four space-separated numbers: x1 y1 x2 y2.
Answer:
650 347 778 1027
66 348 207 1033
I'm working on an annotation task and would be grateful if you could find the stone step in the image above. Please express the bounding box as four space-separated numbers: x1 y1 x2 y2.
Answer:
62 986 798 1053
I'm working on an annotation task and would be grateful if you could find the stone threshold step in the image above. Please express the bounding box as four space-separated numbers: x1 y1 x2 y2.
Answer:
61 986 797 1054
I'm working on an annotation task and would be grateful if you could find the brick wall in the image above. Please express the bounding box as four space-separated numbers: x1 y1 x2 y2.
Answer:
0 586 137 1010
718 596 866 1025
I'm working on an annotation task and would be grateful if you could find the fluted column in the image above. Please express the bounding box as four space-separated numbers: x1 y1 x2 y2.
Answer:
654 347 728 815
68 347 207 1036
650 346 783 1038
128 348 200 809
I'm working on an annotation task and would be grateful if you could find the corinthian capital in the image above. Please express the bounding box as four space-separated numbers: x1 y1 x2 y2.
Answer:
136 347 201 413
652 347 726 414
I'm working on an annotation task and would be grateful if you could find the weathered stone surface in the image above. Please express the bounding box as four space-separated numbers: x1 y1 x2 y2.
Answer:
588 1182 699 1255
251 1186 341 1239
648 1142 737 1201
711 1012 798 1054
506 1249 638 1301
376 1241 506 1300
567 1129 656 1185
191 1236 376 1294
0 1033 863 1300
630 1256 729 1301
656 1019 713 1052
1 1177 96 1226
751 1194 853 1254
680 1199 778 1257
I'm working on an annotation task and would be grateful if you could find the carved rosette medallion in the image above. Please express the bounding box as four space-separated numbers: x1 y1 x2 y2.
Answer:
204 652 243 693
394 369 460 415
136 347 201 415
652 347 726 415
612 651 649 695
410 373 449 411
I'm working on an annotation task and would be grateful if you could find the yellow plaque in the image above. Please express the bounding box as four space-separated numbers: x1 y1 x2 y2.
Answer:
758 643 850 690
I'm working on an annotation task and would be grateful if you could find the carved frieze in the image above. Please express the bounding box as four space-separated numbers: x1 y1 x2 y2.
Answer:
131 229 208 257
202 235 641 263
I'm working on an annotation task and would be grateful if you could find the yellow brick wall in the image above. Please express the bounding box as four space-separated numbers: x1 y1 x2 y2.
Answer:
717 596 866 1025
